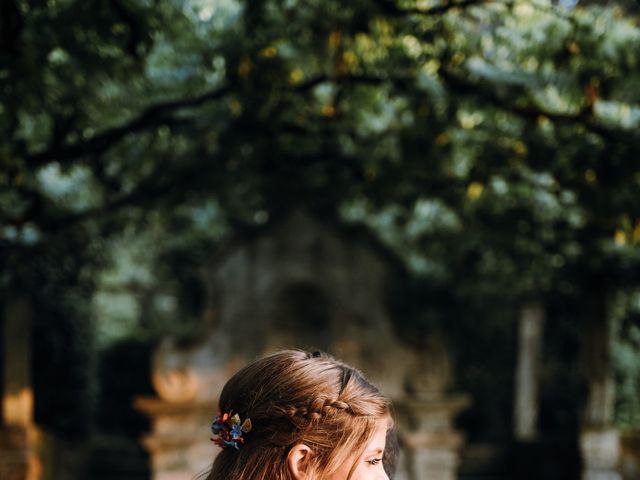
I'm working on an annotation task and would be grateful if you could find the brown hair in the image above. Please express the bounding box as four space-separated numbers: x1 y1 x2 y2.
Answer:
205 349 392 480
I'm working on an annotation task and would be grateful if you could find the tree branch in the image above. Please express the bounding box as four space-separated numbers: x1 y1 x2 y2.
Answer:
293 73 394 91
375 0 491 17
25 84 232 167
438 66 638 141
300 68 637 140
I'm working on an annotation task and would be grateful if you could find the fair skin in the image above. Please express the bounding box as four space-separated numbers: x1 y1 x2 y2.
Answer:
288 420 390 480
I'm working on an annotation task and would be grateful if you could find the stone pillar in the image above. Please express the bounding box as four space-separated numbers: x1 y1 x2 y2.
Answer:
0 426 42 480
399 336 470 480
135 397 217 480
2 297 34 426
402 397 470 480
580 284 621 480
513 303 545 442
135 337 237 480
0 296 42 480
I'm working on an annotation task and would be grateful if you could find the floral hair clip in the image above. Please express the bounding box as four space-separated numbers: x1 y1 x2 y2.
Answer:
211 411 253 450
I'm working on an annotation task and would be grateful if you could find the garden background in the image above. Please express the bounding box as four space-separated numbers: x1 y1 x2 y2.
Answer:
1 0 640 478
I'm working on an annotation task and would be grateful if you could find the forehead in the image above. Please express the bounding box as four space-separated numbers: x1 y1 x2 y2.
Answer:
364 420 389 451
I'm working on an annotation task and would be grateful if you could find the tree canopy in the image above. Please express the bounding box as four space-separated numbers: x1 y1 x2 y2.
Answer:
2 0 640 436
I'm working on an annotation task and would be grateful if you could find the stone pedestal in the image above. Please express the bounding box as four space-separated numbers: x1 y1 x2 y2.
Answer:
405 431 465 480
581 428 622 480
0 425 42 480
398 396 471 480
135 397 218 480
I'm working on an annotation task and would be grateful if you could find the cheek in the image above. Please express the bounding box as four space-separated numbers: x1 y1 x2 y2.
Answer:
349 461 381 480
346 464 364 480
324 459 358 480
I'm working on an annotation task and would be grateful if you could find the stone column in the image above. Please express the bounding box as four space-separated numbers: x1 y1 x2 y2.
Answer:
135 397 217 480
2 297 34 426
0 427 42 480
136 337 236 480
402 397 470 480
580 283 621 480
399 337 470 480
513 303 545 442
0 296 42 480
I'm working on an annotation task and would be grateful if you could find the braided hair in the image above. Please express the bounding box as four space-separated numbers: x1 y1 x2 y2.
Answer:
205 350 392 480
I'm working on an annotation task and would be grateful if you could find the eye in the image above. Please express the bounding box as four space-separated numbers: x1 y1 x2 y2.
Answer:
366 458 382 466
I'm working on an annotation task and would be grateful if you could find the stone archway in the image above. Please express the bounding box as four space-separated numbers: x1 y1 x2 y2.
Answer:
265 282 332 353
137 211 470 480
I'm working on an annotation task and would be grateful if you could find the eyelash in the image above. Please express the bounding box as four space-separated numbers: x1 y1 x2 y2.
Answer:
367 458 383 466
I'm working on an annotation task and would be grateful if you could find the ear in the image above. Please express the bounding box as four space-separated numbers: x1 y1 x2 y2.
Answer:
287 443 314 480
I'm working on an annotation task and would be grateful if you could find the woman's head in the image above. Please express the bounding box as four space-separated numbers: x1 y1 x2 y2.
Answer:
206 349 392 480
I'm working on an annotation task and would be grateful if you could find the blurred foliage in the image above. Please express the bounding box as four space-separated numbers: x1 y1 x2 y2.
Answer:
1 0 640 439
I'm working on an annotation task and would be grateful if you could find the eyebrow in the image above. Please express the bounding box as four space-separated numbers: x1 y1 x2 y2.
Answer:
365 448 384 455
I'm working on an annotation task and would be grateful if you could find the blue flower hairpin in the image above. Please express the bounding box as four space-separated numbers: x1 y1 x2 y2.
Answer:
211 411 252 450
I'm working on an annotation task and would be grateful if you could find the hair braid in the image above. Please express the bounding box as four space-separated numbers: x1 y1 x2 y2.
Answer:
206 349 391 480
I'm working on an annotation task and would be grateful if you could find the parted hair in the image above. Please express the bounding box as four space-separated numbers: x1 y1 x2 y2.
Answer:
205 349 392 480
